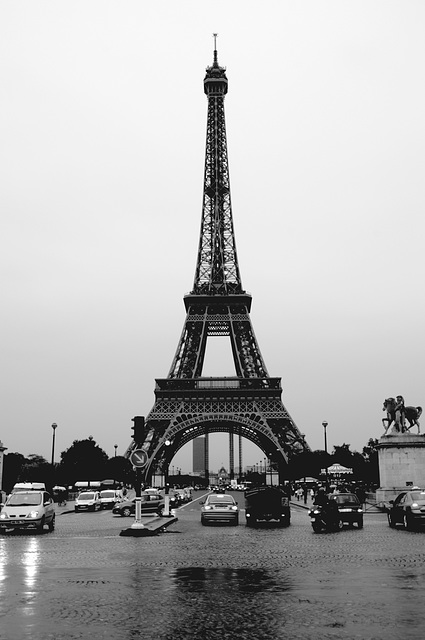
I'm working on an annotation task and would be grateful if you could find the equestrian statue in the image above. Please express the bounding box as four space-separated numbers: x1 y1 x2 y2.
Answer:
382 396 422 435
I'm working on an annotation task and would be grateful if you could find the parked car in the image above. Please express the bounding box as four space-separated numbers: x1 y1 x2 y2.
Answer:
0 485 55 533
75 491 101 512
387 489 425 530
328 493 363 528
99 489 123 510
112 492 165 517
200 493 239 526
158 489 181 509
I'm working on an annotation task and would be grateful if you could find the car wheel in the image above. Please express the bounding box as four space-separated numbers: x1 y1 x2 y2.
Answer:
122 507 132 517
37 517 45 533
387 512 396 528
312 522 322 533
201 518 208 526
357 517 363 529
48 515 55 532
404 513 415 531
233 518 239 526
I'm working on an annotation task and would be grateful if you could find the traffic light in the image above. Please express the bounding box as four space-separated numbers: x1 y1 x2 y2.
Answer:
131 416 145 445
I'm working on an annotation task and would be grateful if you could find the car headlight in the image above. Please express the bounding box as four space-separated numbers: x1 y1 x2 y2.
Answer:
230 506 238 511
411 503 419 509
204 505 212 510
27 511 40 519
357 508 363 513
0 513 8 520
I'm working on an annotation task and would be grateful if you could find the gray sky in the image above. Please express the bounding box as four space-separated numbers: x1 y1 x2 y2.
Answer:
2 1 425 474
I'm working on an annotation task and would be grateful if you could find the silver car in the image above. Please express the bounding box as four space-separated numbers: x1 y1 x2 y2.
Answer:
200 494 239 526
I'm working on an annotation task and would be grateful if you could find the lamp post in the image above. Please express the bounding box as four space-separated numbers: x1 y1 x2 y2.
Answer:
114 444 118 457
322 421 329 490
51 423 57 467
0 440 7 502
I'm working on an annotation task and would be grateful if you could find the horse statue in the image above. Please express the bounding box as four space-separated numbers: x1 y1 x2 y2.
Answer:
382 396 422 434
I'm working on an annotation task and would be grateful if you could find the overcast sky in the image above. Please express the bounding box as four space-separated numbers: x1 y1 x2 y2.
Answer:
1 1 425 474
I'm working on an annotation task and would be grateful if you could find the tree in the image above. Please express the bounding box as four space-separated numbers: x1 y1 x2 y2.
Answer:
57 437 109 486
331 443 366 482
2 452 26 493
361 438 380 486
286 450 329 480
103 456 135 486
20 454 52 485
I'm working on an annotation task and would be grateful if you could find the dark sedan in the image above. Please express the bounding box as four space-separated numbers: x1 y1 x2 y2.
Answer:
112 493 165 517
328 493 363 528
387 489 425 530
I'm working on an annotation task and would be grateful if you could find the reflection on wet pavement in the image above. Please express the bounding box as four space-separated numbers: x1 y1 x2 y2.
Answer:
2 509 425 639
1 561 425 640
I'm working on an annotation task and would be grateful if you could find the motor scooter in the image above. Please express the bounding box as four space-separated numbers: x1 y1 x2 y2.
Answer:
308 503 343 533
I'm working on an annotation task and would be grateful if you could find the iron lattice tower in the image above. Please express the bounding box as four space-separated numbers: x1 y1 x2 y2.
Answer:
131 43 310 483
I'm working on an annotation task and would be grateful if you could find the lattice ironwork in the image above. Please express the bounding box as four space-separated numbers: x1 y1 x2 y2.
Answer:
128 44 310 482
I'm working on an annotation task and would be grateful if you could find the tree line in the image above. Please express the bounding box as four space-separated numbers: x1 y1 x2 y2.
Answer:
283 439 380 487
1 436 380 494
1 436 135 493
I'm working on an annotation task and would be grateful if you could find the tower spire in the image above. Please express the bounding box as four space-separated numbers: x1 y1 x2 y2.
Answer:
193 40 241 296
213 33 218 65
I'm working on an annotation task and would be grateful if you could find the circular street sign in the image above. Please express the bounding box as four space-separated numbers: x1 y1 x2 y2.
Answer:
130 449 148 468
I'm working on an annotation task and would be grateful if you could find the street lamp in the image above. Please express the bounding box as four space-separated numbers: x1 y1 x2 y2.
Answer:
322 421 329 490
51 423 57 466
0 440 7 502
114 444 118 457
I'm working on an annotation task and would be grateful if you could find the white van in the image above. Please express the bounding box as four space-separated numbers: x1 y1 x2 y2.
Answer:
99 489 123 509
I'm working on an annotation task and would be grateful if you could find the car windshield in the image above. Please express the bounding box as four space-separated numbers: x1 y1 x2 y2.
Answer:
207 496 235 505
79 493 95 501
330 494 359 505
8 492 42 506
410 492 425 501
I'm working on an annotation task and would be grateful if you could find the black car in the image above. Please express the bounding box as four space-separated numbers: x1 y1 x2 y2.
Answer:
387 489 425 530
328 493 363 528
112 492 165 517
245 486 290 527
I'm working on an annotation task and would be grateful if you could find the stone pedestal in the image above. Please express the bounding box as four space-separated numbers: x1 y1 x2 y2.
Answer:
376 434 425 504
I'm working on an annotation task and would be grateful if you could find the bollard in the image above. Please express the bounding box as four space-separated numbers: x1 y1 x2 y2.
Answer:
163 493 170 516
131 496 145 529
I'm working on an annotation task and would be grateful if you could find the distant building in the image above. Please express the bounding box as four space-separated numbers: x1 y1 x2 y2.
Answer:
193 437 206 474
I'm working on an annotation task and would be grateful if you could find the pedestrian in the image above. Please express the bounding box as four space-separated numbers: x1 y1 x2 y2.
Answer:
303 486 308 504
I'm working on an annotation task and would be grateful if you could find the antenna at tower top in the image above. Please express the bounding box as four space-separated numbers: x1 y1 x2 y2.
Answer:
213 32 218 64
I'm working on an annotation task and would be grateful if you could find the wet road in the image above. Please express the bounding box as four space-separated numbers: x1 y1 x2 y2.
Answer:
1 492 425 639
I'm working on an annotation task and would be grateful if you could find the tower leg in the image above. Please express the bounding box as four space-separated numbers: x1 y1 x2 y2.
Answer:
229 431 234 480
205 431 209 486
238 434 243 481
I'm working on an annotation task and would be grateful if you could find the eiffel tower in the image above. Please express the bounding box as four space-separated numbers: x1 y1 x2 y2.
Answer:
131 41 310 484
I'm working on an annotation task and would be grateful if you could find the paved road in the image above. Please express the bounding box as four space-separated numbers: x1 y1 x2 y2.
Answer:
1 492 425 639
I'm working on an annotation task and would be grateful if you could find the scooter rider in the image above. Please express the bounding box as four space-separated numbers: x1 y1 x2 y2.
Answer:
313 487 328 506
314 487 339 519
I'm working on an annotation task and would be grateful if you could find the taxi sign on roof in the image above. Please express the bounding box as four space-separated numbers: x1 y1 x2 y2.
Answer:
13 482 46 492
